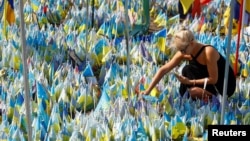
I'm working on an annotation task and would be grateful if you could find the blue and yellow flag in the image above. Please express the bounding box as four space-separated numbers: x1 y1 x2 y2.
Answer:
154 12 166 27
97 22 107 36
31 0 40 12
37 82 49 100
83 63 94 77
92 38 111 62
224 0 250 35
95 81 111 112
5 0 15 25
154 28 167 53
234 0 250 25
237 0 250 13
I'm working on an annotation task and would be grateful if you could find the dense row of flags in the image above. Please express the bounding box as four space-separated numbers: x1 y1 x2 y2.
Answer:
0 49 249 140
2 0 250 27
2 0 250 38
0 0 250 140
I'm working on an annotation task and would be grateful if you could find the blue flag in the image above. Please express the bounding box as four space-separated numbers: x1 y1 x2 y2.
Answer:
83 63 94 77
95 82 110 112
37 82 49 100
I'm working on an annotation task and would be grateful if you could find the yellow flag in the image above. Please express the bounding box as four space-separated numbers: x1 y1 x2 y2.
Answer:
157 37 166 53
78 24 86 33
237 0 250 13
180 0 194 14
150 87 160 97
5 0 15 25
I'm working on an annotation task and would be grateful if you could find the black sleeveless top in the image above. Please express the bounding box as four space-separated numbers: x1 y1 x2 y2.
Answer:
189 45 236 97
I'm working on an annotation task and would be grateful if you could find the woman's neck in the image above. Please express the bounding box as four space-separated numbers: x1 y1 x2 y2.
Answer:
191 42 203 56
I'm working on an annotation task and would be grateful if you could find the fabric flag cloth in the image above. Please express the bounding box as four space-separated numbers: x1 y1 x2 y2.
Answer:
180 0 194 15
5 0 15 25
234 0 250 25
154 11 166 26
83 63 94 77
154 28 167 53
97 22 107 36
82 63 98 84
200 0 212 5
237 0 250 13
78 22 86 33
95 82 110 112
37 82 49 100
92 38 111 63
191 0 201 18
31 0 40 12
139 41 153 63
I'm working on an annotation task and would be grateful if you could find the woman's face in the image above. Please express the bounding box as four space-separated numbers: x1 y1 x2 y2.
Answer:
171 29 194 54
173 36 191 54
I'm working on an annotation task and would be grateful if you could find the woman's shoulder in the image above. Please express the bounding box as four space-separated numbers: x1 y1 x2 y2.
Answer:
203 45 220 60
169 51 187 63
173 51 192 61
202 44 214 48
203 45 218 52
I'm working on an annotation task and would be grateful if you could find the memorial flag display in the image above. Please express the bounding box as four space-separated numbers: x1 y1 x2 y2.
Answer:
0 0 250 140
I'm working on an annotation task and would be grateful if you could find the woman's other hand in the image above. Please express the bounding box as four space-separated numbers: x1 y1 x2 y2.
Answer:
138 91 149 100
175 74 191 85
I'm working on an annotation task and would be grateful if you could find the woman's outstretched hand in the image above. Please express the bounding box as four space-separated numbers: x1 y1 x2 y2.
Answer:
135 76 146 95
139 91 149 95
138 91 148 100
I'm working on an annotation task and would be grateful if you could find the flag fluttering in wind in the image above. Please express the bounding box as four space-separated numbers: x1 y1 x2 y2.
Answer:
154 12 166 27
153 28 167 53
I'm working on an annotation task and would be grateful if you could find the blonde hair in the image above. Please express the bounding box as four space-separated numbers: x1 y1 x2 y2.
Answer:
171 27 195 50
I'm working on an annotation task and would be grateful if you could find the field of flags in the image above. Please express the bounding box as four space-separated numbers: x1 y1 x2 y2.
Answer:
0 0 250 140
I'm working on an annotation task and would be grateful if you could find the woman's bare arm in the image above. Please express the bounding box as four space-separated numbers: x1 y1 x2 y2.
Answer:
144 51 184 94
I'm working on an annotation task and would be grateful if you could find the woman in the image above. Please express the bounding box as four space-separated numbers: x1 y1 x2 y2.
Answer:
140 28 236 102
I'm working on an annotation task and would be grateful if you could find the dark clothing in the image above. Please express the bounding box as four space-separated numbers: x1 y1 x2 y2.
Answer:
179 45 236 97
